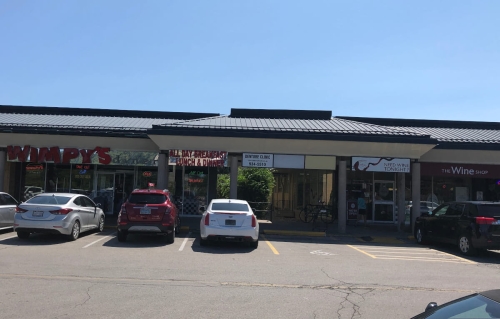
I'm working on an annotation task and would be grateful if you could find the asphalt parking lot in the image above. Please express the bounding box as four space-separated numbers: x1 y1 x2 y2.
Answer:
0 228 499 319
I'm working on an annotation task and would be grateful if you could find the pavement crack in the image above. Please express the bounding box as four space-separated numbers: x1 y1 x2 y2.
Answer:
75 283 96 308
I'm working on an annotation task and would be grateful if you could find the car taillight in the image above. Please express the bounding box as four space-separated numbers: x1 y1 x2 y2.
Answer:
16 207 28 213
476 217 496 225
251 215 257 227
204 213 210 226
50 208 73 215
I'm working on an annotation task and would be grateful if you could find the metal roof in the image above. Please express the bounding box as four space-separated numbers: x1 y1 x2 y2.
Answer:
152 115 431 137
0 105 219 136
336 116 500 144
0 113 179 131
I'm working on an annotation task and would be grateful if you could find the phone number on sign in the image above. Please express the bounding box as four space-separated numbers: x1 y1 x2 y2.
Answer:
248 162 270 167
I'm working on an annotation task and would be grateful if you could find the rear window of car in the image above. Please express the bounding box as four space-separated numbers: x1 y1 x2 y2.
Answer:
128 194 167 204
211 203 249 212
477 205 500 217
26 196 71 205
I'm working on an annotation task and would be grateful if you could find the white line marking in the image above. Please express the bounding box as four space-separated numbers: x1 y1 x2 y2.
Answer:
0 235 17 242
83 235 114 248
0 226 13 231
179 232 191 251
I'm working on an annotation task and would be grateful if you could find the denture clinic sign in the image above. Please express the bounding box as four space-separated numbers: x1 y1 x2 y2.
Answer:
168 150 227 167
7 145 111 164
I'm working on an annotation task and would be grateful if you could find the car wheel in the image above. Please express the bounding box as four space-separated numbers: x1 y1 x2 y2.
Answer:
97 216 105 232
415 227 428 245
200 237 207 246
458 234 476 255
250 240 258 249
17 231 30 239
166 230 175 244
69 221 80 241
117 230 127 242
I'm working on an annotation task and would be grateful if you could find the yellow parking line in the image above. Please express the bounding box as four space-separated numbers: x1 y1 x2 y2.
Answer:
436 250 476 264
347 245 377 259
261 235 279 255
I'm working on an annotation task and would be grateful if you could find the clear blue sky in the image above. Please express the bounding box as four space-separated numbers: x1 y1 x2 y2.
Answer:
1 0 499 121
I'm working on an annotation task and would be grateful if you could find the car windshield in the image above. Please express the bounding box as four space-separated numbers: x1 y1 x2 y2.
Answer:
477 205 500 218
26 196 71 205
211 203 249 212
128 194 166 204
423 294 500 319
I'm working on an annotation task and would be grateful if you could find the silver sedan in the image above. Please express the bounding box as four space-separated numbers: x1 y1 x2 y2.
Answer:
14 193 105 240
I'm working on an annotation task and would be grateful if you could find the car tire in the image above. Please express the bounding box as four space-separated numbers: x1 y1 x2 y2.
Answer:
415 227 428 245
250 240 258 249
17 231 30 239
69 221 80 241
166 230 175 244
117 230 127 242
200 237 208 246
97 216 105 232
458 234 476 256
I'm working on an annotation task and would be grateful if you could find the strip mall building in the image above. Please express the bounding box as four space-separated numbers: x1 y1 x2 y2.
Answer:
1 105 499 233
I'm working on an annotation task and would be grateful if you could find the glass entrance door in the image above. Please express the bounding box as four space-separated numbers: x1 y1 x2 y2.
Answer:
113 173 135 215
373 180 394 222
94 173 115 215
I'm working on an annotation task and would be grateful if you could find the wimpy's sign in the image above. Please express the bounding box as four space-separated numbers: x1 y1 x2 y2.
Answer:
168 150 227 167
7 145 111 164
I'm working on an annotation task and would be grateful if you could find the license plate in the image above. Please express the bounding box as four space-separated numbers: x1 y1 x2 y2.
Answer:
33 211 44 217
140 208 151 215
225 219 236 226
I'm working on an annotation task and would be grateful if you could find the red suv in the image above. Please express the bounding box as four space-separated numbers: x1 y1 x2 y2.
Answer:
117 189 180 243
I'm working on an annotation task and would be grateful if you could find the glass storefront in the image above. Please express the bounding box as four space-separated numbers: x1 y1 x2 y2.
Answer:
272 169 335 219
347 170 399 223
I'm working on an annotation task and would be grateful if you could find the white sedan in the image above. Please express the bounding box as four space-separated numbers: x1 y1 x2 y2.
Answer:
199 199 259 248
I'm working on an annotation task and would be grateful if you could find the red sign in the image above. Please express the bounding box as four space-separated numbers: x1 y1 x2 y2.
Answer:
26 164 44 171
168 150 227 167
421 163 500 179
7 145 111 165
143 171 153 177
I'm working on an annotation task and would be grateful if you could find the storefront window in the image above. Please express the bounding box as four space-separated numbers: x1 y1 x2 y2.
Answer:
22 163 46 201
70 164 94 196
434 177 471 203
137 166 158 189
46 163 72 193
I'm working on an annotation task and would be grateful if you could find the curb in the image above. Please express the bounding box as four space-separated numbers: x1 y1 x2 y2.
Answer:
262 230 326 237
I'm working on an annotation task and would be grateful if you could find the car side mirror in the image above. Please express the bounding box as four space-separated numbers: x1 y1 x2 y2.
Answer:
96 203 102 208
421 212 431 217
425 302 438 312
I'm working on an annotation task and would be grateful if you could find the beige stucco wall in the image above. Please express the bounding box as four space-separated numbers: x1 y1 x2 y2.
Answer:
148 134 436 159
420 149 500 165
0 133 159 152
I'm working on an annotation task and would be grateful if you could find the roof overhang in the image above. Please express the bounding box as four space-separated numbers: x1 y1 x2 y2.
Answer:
0 133 159 152
148 133 436 159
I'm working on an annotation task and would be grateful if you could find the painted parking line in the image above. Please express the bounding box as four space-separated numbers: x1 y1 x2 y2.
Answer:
0 235 17 242
0 226 13 231
348 245 476 264
178 232 192 251
261 234 279 255
82 234 115 248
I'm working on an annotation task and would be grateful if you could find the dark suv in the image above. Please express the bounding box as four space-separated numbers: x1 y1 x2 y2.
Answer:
415 201 500 255
117 189 180 243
